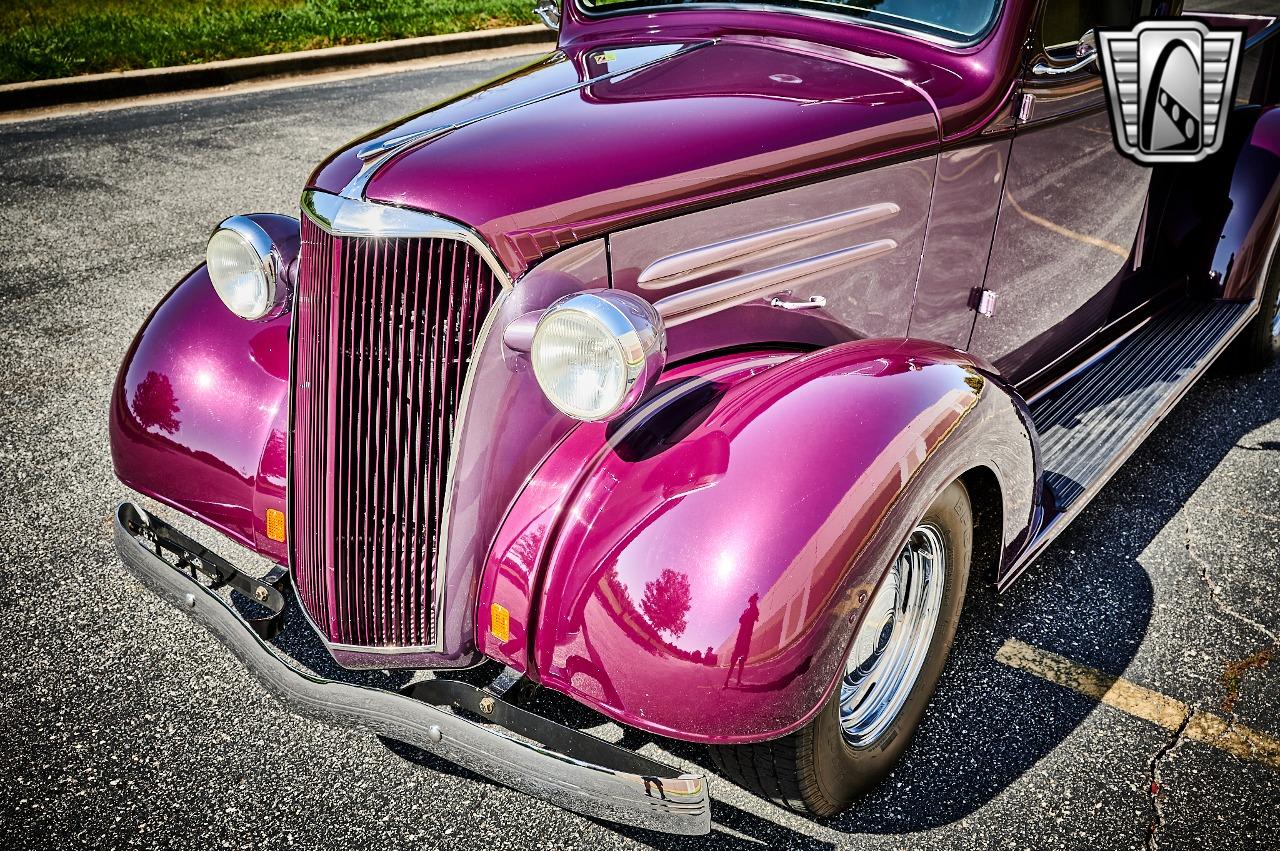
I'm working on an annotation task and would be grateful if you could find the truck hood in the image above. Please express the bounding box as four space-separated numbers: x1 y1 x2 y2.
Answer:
308 37 939 276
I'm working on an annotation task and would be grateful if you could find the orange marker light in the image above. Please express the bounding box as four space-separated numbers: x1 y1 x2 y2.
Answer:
490 603 511 642
265 508 286 543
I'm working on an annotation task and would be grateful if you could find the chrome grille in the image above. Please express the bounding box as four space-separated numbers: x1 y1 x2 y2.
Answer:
291 214 502 648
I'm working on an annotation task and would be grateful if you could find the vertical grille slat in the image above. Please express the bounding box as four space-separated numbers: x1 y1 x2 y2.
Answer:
291 222 502 649
409 238 434 645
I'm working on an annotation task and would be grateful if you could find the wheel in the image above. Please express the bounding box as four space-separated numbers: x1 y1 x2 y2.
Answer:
707 480 972 818
1222 228 1280 372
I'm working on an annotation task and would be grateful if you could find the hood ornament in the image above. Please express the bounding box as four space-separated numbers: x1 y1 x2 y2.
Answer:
356 127 451 161
341 126 454 200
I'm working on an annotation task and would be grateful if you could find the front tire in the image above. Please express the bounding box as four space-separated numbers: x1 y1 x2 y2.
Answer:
708 480 972 817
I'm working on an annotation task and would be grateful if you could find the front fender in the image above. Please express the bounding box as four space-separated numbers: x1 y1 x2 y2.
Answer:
478 340 1040 743
109 215 297 562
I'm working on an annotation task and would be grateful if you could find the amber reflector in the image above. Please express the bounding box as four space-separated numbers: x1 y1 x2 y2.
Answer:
265 508 286 543
490 603 511 642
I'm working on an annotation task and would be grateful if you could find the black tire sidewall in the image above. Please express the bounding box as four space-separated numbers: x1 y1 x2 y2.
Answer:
807 479 973 813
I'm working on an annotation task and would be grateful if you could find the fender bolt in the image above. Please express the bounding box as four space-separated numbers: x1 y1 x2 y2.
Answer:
254 587 269 603
478 696 496 715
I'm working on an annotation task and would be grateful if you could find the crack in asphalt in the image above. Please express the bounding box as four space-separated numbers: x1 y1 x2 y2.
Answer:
1236 505 1280 524
1184 510 1278 644
1222 644 1278 714
1145 707 1194 851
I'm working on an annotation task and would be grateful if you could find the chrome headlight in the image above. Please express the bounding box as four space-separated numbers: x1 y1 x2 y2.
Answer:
206 216 288 320
531 291 666 421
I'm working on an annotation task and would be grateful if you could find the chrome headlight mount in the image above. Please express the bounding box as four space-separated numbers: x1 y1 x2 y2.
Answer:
206 215 293 321
531 290 667 422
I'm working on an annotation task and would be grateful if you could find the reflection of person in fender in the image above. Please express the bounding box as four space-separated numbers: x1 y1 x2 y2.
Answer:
723 593 760 687
642 776 667 800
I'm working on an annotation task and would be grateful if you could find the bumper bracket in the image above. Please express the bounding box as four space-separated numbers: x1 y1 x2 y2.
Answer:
114 501 711 835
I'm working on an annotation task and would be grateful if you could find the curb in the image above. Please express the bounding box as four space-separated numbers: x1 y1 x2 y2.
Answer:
0 25 556 112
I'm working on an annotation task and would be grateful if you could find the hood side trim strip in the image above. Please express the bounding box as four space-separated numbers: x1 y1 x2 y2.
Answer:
637 202 901 289
656 238 898 328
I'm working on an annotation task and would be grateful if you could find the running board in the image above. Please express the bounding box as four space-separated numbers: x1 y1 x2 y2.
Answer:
1001 300 1255 589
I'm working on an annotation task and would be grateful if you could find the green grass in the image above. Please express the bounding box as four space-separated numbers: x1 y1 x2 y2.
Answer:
1 0 540 84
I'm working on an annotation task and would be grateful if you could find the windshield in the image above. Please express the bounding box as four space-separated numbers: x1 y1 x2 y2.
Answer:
582 0 1003 43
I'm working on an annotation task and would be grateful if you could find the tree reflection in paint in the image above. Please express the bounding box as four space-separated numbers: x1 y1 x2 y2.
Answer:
131 371 181 435
641 568 692 639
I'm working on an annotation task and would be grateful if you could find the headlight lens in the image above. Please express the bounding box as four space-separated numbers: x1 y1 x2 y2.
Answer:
531 291 666 421
207 217 284 320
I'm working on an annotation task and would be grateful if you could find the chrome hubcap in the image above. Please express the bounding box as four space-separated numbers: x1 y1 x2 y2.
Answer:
839 523 946 747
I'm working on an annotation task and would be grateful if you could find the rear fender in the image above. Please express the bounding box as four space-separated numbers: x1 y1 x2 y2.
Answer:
477 340 1041 743
109 214 298 562
1217 107 1280 300
1150 106 1280 300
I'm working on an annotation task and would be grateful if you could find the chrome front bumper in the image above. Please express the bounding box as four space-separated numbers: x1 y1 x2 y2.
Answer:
113 502 711 835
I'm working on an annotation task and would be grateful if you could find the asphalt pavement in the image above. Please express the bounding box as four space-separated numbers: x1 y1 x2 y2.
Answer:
1 47 1278 851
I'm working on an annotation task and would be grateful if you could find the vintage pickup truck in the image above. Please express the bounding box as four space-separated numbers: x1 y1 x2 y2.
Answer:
110 0 1280 835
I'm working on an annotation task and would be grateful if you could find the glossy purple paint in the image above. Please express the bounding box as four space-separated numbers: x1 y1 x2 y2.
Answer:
475 351 792 676
970 98 1150 384
309 1 1038 277
556 2 1037 139
478 340 1038 742
109 0 1280 750
609 154 935 361
110 214 297 564
356 37 936 278
909 140 1010 349
1214 107 1280 301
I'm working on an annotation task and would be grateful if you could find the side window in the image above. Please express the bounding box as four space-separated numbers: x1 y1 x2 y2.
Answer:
1040 1 1169 53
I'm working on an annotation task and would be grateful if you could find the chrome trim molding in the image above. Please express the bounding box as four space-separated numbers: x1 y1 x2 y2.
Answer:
1032 31 1098 77
356 128 450 161
426 288 510 651
637 202 900 290
301 190 513 288
114 502 711 835
293 191 512 659
655 239 898 327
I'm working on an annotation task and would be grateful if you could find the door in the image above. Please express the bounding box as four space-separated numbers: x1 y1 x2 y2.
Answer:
968 0 1167 385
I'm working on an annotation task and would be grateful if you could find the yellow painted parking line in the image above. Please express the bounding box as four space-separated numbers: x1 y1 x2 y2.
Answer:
996 638 1280 771
1003 192 1130 259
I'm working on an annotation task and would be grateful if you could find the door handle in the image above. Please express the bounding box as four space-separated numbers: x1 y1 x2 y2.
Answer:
770 295 827 311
